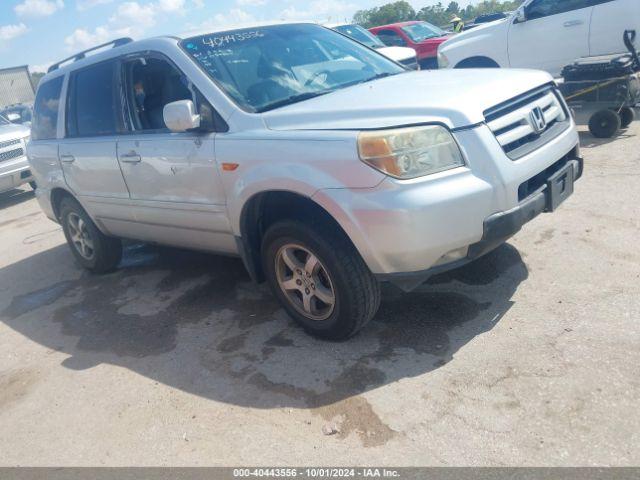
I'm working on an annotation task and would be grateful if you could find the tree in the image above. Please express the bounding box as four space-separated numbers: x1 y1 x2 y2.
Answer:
355 0 524 29
416 3 449 26
30 72 45 89
353 1 416 28
446 2 460 14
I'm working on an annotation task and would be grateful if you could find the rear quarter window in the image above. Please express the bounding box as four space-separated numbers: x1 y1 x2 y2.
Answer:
32 76 64 141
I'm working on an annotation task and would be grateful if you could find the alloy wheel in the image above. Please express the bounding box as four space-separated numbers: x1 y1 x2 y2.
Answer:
67 212 95 260
275 243 336 321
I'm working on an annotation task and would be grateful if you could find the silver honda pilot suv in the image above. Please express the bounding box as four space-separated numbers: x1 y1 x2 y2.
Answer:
28 23 582 340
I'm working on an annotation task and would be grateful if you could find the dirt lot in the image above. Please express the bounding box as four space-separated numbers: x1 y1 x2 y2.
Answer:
0 124 638 466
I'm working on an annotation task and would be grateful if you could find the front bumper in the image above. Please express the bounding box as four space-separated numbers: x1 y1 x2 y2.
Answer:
313 122 581 291
377 156 583 291
0 158 33 193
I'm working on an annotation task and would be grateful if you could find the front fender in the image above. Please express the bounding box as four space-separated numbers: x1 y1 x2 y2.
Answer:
439 22 509 68
215 132 385 234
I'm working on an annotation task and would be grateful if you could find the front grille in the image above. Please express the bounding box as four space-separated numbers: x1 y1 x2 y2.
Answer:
0 148 24 163
0 139 21 150
484 85 570 160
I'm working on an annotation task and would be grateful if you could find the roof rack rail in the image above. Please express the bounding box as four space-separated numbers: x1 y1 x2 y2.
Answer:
48 37 133 73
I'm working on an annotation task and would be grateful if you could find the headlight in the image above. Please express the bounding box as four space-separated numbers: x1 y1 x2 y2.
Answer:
357 125 465 179
437 50 449 69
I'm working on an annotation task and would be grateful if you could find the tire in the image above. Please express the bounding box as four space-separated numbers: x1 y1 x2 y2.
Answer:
455 57 500 69
59 197 122 273
29 181 37 190
589 109 621 138
262 220 381 341
619 107 635 129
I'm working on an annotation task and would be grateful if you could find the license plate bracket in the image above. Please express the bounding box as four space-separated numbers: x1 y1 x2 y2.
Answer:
545 163 575 212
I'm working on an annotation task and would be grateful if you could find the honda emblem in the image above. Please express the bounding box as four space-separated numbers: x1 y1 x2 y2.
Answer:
529 107 547 134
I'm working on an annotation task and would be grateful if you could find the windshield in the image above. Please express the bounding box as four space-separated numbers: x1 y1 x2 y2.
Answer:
401 22 446 42
333 24 385 49
182 24 404 112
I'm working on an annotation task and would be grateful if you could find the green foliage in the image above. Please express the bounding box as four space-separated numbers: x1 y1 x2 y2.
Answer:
30 72 45 88
354 0 523 28
353 1 416 28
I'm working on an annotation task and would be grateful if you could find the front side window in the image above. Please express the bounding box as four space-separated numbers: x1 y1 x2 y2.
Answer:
123 57 195 131
526 0 592 20
32 76 64 140
122 55 223 133
67 60 119 137
182 24 404 112
334 25 385 49
401 22 446 42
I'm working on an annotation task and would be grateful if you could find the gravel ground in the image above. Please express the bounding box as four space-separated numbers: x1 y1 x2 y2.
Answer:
0 124 638 466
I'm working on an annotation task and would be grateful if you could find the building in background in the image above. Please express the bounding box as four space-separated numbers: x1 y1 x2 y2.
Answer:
0 66 35 109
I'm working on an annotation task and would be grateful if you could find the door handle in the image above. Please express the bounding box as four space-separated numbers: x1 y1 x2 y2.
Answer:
60 154 75 164
120 152 142 163
563 20 583 27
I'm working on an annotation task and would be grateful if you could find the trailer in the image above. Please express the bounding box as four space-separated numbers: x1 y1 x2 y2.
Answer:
560 73 640 138
558 30 640 139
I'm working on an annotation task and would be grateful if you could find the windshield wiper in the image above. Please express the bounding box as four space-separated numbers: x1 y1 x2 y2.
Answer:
256 90 335 113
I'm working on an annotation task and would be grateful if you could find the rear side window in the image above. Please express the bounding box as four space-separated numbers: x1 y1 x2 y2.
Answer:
67 60 119 137
32 76 63 140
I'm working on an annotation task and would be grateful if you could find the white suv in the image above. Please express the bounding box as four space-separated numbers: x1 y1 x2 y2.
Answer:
0 114 33 194
438 0 640 77
327 23 419 70
28 23 582 339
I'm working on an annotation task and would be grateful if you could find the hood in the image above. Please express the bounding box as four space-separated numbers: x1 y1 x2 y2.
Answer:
262 68 554 131
378 46 416 62
441 18 507 49
0 122 30 143
418 34 452 45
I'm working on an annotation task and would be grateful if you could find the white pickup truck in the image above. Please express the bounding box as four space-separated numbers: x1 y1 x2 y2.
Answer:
438 0 640 77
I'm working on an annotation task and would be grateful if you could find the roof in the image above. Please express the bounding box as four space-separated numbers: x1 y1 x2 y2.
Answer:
176 20 315 40
369 21 420 30
323 22 355 29
42 21 321 80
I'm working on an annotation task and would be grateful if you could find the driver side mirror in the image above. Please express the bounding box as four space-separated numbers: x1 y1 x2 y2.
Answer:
163 100 201 132
515 7 527 23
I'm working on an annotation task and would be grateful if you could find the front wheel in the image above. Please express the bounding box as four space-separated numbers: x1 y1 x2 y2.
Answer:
589 109 621 138
60 198 122 273
262 220 380 340
455 57 500 69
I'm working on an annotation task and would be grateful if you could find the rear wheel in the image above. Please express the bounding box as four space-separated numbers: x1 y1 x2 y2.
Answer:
619 107 635 129
589 109 621 138
60 198 122 273
262 220 380 340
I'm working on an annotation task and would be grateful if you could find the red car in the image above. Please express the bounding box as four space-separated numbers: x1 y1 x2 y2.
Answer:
369 21 451 70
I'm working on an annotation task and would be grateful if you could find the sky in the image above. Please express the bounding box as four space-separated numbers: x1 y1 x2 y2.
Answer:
0 0 481 72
